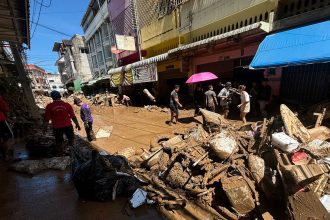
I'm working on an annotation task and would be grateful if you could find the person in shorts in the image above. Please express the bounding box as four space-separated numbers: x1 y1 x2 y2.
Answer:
169 85 183 125
218 82 232 118
44 90 81 155
204 85 218 112
238 85 250 124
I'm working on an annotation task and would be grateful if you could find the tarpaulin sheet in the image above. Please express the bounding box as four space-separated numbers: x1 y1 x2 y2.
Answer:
250 20 330 69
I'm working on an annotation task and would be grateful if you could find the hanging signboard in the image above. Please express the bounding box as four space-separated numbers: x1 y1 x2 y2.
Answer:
115 35 136 51
132 63 158 84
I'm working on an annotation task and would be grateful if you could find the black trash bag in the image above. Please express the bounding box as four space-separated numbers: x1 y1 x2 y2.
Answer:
72 149 140 201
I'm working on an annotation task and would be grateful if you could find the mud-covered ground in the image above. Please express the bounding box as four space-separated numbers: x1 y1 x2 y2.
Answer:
74 105 202 153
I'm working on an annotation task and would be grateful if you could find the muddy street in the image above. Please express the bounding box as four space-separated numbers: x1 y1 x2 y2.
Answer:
74 105 202 153
0 160 163 220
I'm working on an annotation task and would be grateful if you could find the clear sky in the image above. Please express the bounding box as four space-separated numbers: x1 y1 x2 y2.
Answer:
27 0 90 73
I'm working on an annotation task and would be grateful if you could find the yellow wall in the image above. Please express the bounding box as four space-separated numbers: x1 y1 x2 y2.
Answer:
139 0 277 57
181 1 277 44
157 59 181 73
140 12 178 50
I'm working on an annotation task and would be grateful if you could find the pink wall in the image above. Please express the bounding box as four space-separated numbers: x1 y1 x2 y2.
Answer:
191 42 283 98
192 43 259 74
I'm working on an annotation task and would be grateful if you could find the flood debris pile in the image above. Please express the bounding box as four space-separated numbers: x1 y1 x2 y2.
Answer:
34 95 52 109
131 105 330 219
71 139 142 202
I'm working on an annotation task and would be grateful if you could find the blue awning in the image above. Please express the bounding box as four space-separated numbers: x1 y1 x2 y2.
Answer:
250 20 330 69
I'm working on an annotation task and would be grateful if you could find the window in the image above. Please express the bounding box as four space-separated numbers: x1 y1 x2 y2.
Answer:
240 21 243 27
157 0 174 18
49 80 54 83
265 12 269 21
254 16 258 23
52 85 57 89
80 48 89 53
92 55 97 68
245 19 248 26
249 18 252 24
89 40 94 52
95 32 101 47
97 51 104 65
259 14 263 21
102 23 109 40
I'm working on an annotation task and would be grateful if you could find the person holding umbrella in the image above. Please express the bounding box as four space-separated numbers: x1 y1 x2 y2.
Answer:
193 85 204 117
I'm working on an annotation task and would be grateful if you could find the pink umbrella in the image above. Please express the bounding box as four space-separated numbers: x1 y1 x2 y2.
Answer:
186 72 218 84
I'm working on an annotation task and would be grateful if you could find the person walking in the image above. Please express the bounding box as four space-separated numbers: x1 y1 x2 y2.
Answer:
204 85 218 112
258 79 271 117
193 85 204 117
238 85 250 124
218 82 232 118
44 91 81 155
250 82 259 117
169 85 183 125
74 97 95 142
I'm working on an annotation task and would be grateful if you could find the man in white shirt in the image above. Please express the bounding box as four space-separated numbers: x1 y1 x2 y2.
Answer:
218 82 231 118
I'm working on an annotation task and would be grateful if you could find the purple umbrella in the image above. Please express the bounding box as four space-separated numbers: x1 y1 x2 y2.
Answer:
186 72 218 84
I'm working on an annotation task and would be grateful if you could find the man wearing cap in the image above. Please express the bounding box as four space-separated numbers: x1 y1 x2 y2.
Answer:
74 97 95 142
44 90 81 155
218 82 232 118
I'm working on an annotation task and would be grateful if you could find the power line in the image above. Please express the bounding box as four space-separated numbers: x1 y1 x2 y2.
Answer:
36 0 52 8
31 0 37 30
31 21 72 37
40 10 85 14
31 0 43 39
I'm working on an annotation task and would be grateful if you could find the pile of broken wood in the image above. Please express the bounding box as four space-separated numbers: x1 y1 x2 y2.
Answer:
131 105 330 220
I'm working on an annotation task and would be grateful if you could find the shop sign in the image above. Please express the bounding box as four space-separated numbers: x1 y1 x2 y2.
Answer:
132 63 158 84
115 35 136 51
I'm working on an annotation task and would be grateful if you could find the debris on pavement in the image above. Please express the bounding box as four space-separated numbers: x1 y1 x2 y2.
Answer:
10 156 71 174
95 126 113 139
128 105 330 219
